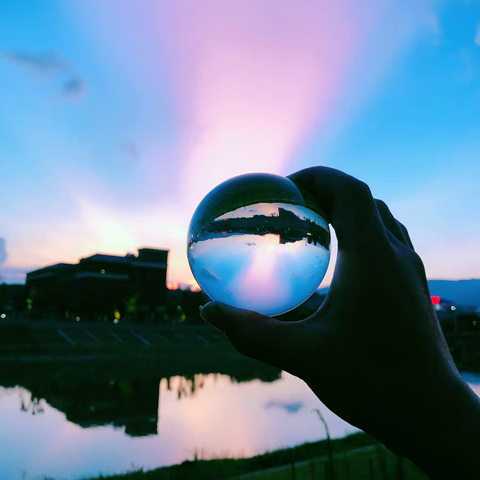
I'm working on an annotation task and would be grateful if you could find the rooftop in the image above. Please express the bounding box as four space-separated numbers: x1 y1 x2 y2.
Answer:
81 254 133 264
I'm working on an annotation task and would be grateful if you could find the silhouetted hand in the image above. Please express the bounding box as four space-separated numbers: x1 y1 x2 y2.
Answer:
200 167 480 479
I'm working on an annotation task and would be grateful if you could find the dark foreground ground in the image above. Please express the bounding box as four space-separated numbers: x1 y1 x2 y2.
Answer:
1 320 480 370
78 432 427 480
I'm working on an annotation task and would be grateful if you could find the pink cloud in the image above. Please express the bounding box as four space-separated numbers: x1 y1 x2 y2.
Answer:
66 0 443 285
155 1 378 206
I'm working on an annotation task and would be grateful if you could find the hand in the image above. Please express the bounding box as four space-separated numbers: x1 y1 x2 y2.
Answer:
200 166 480 479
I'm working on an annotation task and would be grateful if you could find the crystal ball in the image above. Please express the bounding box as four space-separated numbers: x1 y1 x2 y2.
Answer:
187 173 330 316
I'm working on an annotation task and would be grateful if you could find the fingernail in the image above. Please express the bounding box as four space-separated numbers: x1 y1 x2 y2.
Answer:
200 302 223 330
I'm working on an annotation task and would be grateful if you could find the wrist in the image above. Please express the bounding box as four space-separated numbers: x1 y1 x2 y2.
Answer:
380 373 480 479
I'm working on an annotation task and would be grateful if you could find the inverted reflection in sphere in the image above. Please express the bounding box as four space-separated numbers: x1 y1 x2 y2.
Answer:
187 173 330 316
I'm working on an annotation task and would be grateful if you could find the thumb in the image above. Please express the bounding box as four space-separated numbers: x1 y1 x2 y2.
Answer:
200 301 305 371
200 301 263 333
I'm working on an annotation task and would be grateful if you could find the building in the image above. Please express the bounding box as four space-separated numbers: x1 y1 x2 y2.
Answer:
26 248 168 322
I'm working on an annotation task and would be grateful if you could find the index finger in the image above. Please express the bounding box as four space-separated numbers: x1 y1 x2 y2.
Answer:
287 167 389 252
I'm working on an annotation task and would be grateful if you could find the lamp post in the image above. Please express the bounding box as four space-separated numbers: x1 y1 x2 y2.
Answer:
451 305 458 334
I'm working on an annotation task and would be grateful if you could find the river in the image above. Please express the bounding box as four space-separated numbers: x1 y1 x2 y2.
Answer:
0 368 479 480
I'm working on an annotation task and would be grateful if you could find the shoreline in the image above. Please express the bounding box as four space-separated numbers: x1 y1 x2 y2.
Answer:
81 432 428 480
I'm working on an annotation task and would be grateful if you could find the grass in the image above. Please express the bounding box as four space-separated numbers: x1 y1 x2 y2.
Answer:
76 432 428 480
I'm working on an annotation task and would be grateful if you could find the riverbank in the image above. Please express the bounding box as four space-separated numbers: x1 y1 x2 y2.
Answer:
2 322 480 372
81 432 427 480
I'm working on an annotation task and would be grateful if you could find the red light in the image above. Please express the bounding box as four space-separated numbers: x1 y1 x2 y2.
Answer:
222 232 227 235
431 296 441 305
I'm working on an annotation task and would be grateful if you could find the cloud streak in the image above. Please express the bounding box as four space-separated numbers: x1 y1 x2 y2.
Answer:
62 76 85 98
265 400 305 414
4 51 69 75
4 50 86 98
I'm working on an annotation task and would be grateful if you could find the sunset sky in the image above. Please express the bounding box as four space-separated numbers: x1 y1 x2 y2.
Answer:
1 0 480 286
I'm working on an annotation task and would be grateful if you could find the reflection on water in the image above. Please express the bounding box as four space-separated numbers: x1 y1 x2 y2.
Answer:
0 370 352 480
1 369 479 480
188 202 330 316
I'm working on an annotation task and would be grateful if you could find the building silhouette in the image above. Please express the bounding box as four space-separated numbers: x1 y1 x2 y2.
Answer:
26 248 168 322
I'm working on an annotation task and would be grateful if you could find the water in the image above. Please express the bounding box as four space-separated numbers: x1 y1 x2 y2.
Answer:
1 367 480 480
188 174 330 316
0 371 351 480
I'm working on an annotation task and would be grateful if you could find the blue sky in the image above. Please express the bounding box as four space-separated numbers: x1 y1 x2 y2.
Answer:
0 0 479 286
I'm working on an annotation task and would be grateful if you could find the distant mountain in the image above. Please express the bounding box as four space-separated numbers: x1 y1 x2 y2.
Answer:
427 280 480 307
318 280 480 307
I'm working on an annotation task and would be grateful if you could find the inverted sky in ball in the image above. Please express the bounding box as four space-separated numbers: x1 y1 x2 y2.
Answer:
187 173 330 316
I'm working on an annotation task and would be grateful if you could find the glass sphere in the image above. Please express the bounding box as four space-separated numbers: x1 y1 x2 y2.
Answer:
187 173 330 316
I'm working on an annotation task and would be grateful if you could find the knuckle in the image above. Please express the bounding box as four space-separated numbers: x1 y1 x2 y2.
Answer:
339 178 375 221
374 199 389 219
349 178 373 200
397 220 406 230
374 198 388 211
